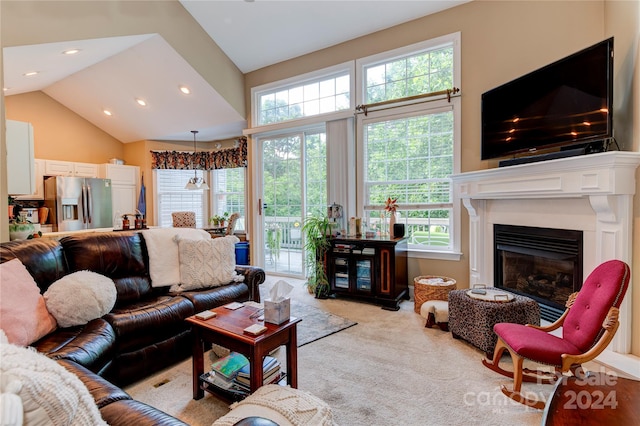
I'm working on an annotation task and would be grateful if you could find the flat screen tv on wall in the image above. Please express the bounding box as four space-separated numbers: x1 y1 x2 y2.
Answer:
481 37 614 164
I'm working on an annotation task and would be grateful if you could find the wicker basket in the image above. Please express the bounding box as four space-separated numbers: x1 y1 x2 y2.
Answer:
413 275 457 313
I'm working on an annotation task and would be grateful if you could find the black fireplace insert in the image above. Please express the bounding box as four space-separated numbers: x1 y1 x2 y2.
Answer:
494 224 583 322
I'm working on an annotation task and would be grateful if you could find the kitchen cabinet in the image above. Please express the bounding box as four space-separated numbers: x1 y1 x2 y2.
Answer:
14 159 45 200
6 120 35 195
45 160 99 178
99 164 140 219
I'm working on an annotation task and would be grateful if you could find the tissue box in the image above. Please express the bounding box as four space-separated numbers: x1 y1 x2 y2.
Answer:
264 298 291 325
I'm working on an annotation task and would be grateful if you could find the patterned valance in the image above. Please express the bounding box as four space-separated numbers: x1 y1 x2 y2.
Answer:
151 136 247 170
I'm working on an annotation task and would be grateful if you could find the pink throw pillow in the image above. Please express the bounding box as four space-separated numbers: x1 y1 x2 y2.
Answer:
0 258 57 346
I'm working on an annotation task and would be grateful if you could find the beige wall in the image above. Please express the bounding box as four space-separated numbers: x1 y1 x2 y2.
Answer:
5 92 124 163
605 0 640 355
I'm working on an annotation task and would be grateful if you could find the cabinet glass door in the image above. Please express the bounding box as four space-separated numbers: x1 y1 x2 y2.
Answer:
333 257 349 289
355 258 373 292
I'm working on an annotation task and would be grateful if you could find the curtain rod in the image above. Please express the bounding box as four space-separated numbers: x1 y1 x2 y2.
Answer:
355 87 460 116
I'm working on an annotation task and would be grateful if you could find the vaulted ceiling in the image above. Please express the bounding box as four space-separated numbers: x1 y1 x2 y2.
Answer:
2 1 470 143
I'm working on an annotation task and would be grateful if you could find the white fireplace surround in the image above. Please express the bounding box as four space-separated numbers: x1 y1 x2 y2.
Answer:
452 151 640 377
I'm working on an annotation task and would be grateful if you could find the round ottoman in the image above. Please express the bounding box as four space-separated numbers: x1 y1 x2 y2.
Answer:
420 300 449 331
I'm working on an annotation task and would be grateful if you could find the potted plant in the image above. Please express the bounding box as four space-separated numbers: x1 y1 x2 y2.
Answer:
302 214 332 298
209 212 230 227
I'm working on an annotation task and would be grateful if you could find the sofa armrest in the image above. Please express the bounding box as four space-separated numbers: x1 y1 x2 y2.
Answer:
235 265 266 303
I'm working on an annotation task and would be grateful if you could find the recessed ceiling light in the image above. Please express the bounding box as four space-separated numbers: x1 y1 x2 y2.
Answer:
2 87 9 92
23 71 39 77
136 98 147 107
103 109 113 116
63 49 81 55
179 86 191 95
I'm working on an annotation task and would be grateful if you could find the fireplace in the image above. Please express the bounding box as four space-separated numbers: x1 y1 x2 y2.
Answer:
494 224 583 322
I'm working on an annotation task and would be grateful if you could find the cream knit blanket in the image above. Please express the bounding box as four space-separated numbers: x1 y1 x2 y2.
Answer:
212 384 335 426
0 332 108 426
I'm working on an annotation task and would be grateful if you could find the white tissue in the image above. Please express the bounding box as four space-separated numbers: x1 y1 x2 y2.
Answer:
269 279 294 302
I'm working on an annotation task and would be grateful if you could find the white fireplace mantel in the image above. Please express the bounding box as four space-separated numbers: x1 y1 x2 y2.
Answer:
452 151 640 377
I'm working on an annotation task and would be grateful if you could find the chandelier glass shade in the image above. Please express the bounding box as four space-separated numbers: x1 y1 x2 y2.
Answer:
185 130 209 190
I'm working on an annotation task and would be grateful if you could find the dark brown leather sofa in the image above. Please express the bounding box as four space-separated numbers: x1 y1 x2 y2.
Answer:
0 231 266 425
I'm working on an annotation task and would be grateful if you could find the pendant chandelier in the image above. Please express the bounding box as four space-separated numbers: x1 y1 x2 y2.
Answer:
185 130 209 190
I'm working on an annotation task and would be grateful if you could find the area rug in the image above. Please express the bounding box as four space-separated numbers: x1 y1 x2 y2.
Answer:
292 299 357 347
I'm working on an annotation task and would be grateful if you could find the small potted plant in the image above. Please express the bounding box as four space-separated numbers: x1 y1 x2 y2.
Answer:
302 214 332 298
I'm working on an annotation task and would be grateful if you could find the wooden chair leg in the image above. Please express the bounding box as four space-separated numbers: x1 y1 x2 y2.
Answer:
425 313 436 328
482 337 512 379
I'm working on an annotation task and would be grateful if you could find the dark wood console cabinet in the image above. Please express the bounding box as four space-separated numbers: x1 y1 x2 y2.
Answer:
327 237 408 310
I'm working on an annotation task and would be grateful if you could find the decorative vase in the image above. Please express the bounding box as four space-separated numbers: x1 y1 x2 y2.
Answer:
389 212 396 238
38 207 49 224
9 222 35 241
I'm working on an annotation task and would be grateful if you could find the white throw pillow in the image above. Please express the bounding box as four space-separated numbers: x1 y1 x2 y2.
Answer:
0 330 108 426
172 235 244 292
44 271 117 328
141 228 211 287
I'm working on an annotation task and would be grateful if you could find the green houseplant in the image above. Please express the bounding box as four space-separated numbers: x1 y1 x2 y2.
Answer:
302 214 332 298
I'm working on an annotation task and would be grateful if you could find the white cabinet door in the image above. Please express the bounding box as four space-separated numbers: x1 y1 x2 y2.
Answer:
73 162 99 177
6 120 35 195
99 164 138 185
100 164 140 221
45 160 99 177
14 159 45 200
45 160 74 176
111 185 138 218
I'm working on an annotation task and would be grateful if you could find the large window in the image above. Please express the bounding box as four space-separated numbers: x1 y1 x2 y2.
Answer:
364 44 454 104
254 66 351 126
212 168 246 231
357 33 460 255
361 105 455 251
249 32 461 260
155 169 207 228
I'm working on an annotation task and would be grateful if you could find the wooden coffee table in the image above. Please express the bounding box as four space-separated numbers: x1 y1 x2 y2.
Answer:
186 304 301 400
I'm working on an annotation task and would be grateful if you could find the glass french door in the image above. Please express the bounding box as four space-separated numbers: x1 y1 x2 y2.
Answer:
257 130 326 277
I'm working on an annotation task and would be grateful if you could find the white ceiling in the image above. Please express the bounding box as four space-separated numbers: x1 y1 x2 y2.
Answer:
3 0 469 143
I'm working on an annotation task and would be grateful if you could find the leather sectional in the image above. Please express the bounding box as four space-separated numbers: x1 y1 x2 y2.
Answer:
0 231 266 425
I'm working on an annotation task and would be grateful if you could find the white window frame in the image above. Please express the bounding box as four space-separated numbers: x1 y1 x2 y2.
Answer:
211 167 246 232
153 169 209 228
356 32 462 260
248 62 355 137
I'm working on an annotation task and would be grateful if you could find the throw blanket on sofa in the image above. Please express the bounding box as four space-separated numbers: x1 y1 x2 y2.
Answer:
0 331 108 426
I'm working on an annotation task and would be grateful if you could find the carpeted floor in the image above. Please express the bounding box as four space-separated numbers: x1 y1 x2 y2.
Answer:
125 276 552 425
292 299 357 347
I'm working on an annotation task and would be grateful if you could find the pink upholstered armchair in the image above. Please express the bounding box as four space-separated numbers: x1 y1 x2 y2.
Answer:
482 259 630 409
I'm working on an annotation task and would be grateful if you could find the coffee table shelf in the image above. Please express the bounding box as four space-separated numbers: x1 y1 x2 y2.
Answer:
187 304 300 400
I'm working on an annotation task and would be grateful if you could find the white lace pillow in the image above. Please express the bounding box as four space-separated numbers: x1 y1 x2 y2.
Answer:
141 228 212 287
173 235 244 292
44 271 117 328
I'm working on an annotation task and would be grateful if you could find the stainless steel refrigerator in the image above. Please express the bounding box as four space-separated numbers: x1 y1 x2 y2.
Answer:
44 176 113 232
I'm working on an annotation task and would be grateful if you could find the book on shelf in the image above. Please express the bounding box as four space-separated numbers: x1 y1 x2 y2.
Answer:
235 355 279 379
210 352 249 380
201 371 237 390
233 368 283 391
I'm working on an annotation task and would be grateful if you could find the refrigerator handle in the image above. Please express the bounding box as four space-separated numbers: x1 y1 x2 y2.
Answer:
81 183 88 224
86 184 93 224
